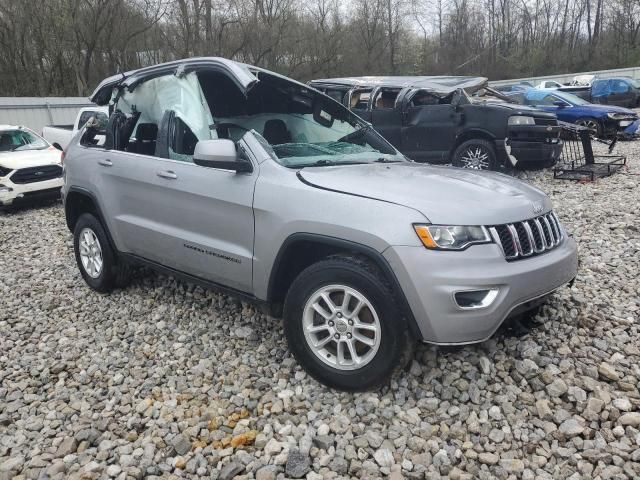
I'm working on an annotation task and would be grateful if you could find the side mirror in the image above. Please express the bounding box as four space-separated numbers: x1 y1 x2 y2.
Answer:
193 139 252 173
553 100 567 108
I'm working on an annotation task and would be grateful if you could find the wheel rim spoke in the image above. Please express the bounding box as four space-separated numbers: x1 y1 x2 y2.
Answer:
307 323 330 334
353 331 376 346
311 302 332 320
346 339 361 365
320 292 337 313
354 321 377 332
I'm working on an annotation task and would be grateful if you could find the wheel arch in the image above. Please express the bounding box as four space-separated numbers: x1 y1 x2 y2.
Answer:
65 187 118 255
453 129 496 151
267 233 423 340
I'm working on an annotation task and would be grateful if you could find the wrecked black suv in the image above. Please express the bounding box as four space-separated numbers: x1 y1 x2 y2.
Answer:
310 76 563 171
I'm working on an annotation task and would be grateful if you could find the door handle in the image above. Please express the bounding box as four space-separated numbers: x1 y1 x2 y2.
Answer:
157 170 177 180
98 159 113 167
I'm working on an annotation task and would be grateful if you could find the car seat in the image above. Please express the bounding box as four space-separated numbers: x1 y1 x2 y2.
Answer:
263 119 291 145
134 123 158 156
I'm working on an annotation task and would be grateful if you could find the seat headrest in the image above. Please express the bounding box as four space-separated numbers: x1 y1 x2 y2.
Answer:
136 123 158 141
263 119 291 145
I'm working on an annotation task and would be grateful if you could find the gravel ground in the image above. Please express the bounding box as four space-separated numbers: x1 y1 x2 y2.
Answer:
1 139 639 480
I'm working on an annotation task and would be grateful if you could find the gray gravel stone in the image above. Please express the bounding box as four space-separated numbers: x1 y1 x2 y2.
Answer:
219 461 244 480
284 449 309 478
1 139 640 479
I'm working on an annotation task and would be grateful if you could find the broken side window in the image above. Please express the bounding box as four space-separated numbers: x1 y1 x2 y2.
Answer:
114 72 215 161
349 89 372 110
372 89 400 109
409 90 443 107
80 111 109 148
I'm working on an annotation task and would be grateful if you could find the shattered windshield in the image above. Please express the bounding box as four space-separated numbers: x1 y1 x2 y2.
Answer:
0 129 49 153
201 71 406 168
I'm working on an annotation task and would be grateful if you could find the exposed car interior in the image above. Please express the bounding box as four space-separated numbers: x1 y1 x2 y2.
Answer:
97 69 399 167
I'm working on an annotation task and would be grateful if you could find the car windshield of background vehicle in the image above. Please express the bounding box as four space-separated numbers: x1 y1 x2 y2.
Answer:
0 129 49 153
553 91 590 105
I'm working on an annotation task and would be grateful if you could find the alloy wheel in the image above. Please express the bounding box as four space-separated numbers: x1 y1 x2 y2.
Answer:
302 284 381 370
79 227 103 278
460 146 490 169
576 119 599 137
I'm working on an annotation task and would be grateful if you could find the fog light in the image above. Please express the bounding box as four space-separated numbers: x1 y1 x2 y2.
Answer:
454 289 499 310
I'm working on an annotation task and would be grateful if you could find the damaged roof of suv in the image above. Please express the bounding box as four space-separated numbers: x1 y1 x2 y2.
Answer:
309 76 488 97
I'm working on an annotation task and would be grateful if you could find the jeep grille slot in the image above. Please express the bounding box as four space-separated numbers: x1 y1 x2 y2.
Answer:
490 212 563 260
9 165 63 184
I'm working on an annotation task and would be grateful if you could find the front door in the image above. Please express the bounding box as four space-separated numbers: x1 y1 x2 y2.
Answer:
101 145 257 293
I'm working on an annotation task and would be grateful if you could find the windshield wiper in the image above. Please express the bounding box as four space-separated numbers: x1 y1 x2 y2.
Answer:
288 159 368 168
374 157 402 163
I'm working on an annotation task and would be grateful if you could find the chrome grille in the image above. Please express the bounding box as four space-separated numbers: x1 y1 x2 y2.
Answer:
490 212 563 260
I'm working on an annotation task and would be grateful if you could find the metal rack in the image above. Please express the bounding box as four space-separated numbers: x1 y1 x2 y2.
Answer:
553 122 626 181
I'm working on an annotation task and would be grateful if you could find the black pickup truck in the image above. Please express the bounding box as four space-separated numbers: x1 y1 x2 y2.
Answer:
309 76 563 171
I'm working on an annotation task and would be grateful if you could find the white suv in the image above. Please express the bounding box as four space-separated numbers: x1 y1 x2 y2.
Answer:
0 126 63 207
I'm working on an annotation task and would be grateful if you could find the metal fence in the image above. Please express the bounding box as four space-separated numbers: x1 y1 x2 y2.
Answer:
0 97 94 134
489 66 640 87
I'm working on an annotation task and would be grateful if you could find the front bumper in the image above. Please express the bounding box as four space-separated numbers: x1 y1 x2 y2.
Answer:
0 177 63 206
498 124 563 165
384 235 578 344
603 117 639 137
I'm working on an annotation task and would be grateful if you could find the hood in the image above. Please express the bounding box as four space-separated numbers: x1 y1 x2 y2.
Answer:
298 162 551 225
481 101 557 118
575 104 637 116
0 148 62 171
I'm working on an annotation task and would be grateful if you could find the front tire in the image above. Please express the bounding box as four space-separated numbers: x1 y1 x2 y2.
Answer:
452 139 498 171
283 255 412 391
575 117 602 137
73 213 128 292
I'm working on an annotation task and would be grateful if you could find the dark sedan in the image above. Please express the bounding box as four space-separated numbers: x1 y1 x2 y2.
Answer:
521 90 638 138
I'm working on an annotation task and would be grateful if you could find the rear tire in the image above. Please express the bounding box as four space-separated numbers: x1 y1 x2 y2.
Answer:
73 213 129 292
283 255 412 391
452 139 498 171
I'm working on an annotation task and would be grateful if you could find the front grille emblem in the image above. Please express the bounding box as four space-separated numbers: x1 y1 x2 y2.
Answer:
532 202 544 215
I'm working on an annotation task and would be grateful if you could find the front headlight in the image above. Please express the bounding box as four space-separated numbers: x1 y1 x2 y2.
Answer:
413 225 492 250
508 115 535 126
607 113 635 120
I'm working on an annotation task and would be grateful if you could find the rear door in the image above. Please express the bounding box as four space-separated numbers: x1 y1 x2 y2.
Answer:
369 87 403 149
400 89 457 162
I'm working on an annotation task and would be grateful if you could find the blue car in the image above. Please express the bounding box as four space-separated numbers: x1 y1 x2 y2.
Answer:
522 90 638 138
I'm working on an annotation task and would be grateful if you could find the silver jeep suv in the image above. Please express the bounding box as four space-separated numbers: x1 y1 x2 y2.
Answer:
62 58 578 390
